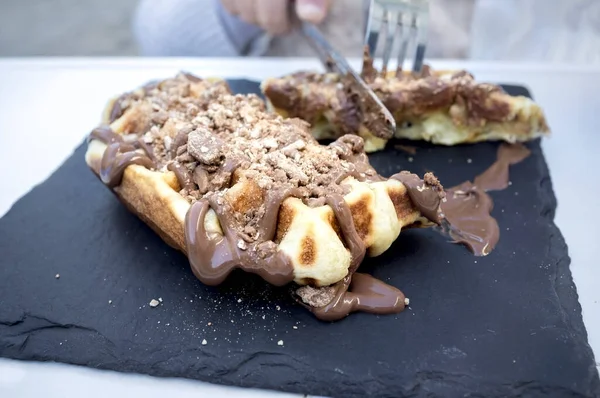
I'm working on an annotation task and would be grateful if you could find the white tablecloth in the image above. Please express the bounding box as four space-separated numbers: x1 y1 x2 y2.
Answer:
0 58 598 397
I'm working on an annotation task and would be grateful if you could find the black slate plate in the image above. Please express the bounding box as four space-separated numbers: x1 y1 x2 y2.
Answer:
0 80 598 398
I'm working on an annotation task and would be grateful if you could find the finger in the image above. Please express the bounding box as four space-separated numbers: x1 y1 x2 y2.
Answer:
295 0 334 24
256 0 290 35
220 0 239 16
237 0 259 26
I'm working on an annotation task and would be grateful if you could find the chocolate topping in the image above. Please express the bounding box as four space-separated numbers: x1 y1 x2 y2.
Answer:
192 167 210 194
88 74 445 321
187 127 226 165
89 127 155 188
109 94 128 123
263 49 532 142
391 171 445 223
305 194 366 321
167 162 195 191
440 143 531 255
184 190 298 286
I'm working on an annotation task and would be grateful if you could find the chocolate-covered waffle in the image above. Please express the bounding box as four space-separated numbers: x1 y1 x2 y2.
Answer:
261 50 550 152
85 73 444 320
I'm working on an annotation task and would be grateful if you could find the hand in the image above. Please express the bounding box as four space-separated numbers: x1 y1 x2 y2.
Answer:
220 0 333 35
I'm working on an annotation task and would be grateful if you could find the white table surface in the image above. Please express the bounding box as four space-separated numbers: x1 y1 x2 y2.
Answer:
0 58 598 397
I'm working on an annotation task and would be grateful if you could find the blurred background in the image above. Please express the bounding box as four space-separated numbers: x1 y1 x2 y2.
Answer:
1 0 599 62
0 0 139 56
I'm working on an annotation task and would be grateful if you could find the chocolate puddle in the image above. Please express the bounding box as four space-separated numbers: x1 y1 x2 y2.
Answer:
440 143 531 255
310 273 409 322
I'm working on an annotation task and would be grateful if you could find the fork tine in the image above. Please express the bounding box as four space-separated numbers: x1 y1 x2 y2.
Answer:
413 42 426 73
380 9 395 75
395 10 408 76
412 7 429 72
406 13 419 72
364 0 379 58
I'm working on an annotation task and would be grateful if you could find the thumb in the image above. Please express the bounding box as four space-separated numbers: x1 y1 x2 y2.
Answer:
295 0 333 24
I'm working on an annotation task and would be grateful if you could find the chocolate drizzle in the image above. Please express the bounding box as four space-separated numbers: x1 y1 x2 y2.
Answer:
86 76 453 322
309 194 366 321
440 143 531 255
89 122 440 319
391 171 445 222
89 127 155 188
109 95 127 123
167 162 195 191
184 188 301 287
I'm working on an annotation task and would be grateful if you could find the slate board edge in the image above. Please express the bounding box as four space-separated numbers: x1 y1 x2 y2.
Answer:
530 140 600 397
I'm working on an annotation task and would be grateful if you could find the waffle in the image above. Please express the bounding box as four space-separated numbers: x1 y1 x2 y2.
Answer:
84 73 445 318
261 52 550 152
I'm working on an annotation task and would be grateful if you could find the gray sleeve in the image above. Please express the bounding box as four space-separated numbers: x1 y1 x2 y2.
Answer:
133 0 271 57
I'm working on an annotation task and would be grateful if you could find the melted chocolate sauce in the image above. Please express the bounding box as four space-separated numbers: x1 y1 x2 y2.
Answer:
109 94 128 123
390 171 444 222
89 127 155 188
184 189 299 287
88 122 443 321
168 162 195 191
310 194 366 321
440 143 531 255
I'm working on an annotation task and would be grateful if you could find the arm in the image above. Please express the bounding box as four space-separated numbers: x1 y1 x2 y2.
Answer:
133 0 269 57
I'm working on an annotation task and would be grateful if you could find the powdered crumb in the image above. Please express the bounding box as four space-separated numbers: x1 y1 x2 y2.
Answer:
296 285 336 307
202 339 207 345
293 326 298 330
423 172 445 199
277 340 284 346
158 297 163 302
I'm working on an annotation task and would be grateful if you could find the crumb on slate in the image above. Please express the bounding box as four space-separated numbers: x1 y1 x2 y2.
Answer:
202 339 207 345
108 300 112 304
55 274 60 279
277 340 284 346
149 299 160 307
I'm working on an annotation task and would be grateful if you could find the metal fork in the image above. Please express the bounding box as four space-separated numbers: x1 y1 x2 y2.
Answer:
300 21 397 139
364 0 430 73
